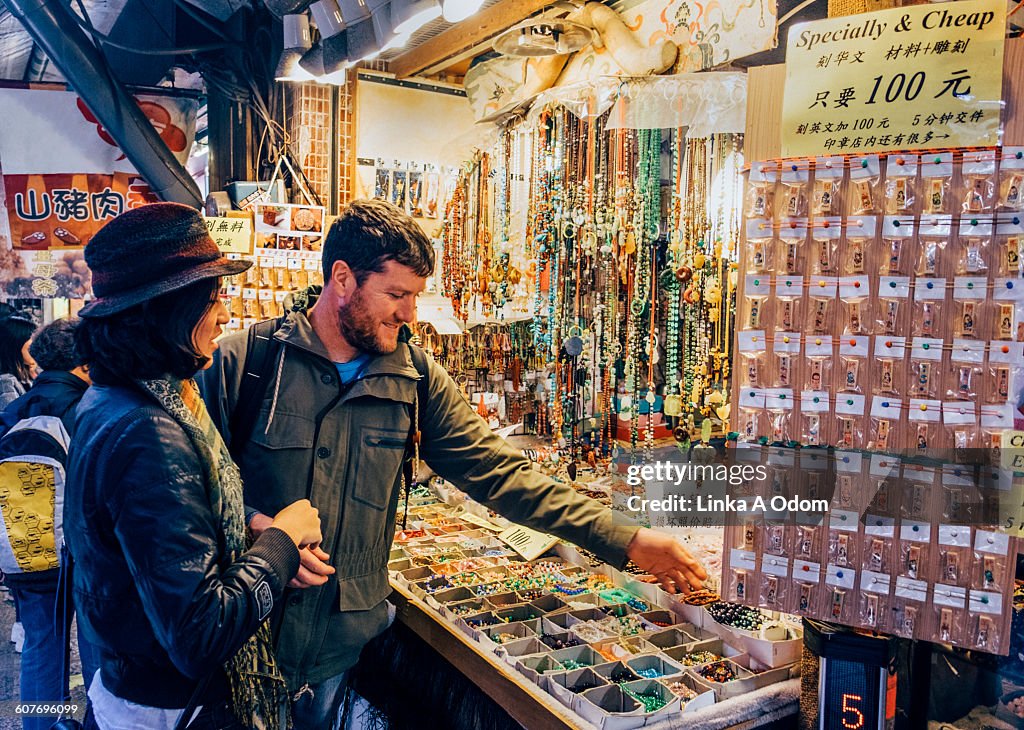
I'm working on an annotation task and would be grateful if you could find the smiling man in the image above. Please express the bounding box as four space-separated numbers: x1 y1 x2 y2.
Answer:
201 199 707 730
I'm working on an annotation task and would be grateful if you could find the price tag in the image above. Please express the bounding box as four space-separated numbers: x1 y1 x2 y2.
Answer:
498 524 559 560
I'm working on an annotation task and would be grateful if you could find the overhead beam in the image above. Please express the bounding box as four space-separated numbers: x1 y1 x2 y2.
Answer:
389 0 552 78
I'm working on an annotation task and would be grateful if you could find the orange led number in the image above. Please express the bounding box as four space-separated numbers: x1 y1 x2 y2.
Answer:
842 693 866 730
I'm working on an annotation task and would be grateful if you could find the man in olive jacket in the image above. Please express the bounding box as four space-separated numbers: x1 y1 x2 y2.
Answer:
201 199 706 729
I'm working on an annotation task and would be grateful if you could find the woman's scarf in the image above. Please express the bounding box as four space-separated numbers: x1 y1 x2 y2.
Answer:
138 377 290 730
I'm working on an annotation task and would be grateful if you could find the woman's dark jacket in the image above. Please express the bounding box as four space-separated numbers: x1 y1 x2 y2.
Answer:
64 375 300 708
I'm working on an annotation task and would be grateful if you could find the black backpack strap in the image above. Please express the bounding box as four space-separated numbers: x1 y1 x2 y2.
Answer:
401 345 430 529
227 316 285 461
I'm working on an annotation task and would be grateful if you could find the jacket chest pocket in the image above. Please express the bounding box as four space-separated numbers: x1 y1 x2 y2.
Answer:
244 409 316 507
350 426 407 511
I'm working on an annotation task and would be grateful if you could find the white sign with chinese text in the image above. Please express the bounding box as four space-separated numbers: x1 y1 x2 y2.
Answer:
203 216 253 254
781 0 1006 157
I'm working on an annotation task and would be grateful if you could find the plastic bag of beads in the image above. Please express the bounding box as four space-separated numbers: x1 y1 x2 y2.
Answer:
912 277 946 339
813 156 844 216
921 152 954 215
869 397 900 451
892 577 927 639
994 216 1024 277
809 217 841 275
780 162 810 218
885 153 920 214
968 592 1004 653
961 149 998 214
746 162 778 218
999 146 1024 210
859 571 891 631
955 218 992 276
880 215 914 276
917 215 952 277
908 397 941 452
931 586 967 644
952 279 987 340
791 566 822 616
948 340 985 400
777 219 808 275
973 529 1010 591
987 342 1024 403
839 276 870 336
759 562 788 610
838 336 869 394
745 218 774 273
825 564 857 624
848 154 881 214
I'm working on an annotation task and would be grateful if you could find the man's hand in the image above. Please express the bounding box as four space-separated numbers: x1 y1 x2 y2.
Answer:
625 528 707 595
250 512 336 589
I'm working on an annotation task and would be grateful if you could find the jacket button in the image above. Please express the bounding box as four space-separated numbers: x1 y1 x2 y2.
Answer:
321 373 333 385
317 447 331 459
288 594 302 606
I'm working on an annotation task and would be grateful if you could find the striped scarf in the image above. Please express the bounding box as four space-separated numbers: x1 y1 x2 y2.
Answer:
138 377 290 730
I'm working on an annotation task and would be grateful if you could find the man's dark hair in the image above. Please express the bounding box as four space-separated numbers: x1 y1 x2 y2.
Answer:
77 279 218 383
0 314 37 385
30 318 85 372
323 199 435 285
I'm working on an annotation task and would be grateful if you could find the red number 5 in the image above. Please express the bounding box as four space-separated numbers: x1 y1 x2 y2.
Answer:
842 693 865 729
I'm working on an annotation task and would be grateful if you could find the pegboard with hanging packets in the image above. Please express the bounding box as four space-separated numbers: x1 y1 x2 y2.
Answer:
729 148 1024 654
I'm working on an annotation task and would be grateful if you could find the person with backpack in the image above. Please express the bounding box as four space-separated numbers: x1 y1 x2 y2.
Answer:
64 203 325 730
0 313 38 410
200 198 708 730
0 318 96 730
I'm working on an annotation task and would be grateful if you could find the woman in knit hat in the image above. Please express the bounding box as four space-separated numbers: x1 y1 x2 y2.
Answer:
65 202 325 730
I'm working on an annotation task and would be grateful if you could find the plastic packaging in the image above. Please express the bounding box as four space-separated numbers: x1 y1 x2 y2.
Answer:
960 150 998 213
954 218 992 276
994 216 1024 278
917 215 952 277
920 152 954 215
885 154 920 214
747 163 778 218
881 216 915 276
848 154 881 215
813 156 845 216
780 163 811 219
998 147 1024 211
745 219 774 274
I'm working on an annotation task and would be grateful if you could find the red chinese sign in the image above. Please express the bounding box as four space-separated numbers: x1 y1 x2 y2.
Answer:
6 173 157 250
